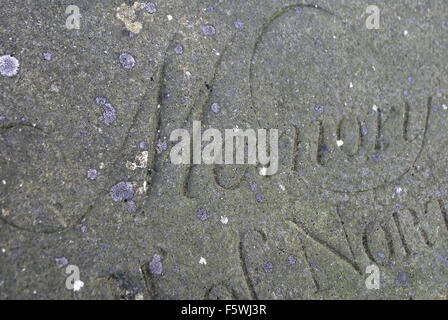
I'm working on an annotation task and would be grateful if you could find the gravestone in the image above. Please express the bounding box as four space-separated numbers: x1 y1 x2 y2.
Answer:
0 0 447 299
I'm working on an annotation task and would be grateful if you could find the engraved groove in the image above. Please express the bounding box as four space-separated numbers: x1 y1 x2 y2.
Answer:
287 219 362 275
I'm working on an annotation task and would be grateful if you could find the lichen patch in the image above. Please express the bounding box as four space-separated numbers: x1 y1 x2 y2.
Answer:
126 151 148 170
116 2 146 34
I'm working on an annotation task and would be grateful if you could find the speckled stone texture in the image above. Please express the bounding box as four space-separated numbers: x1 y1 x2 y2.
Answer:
0 0 448 299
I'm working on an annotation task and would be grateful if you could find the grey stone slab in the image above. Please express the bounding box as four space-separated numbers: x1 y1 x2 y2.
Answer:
0 0 447 299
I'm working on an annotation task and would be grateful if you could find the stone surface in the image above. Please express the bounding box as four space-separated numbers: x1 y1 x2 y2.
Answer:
0 0 448 300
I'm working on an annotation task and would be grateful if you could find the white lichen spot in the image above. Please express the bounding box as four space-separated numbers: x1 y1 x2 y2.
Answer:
137 151 148 167
1 208 10 217
126 151 148 170
137 181 148 194
49 84 60 93
126 161 137 170
73 280 84 292
443 104 448 110
279 184 286 191
135 293 144 300
372 104 378 112
220 216 228 224
259 167 268 176
2 180 5 185
116 2 145 34
394 186 403 195
167 15 173 21
336 140 344 147
404 30 408 36
349 82 354 88
199 257 207 265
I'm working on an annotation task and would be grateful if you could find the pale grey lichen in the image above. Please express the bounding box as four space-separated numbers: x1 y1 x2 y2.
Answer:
0 55 20 77
102 103 117 125
395 272 410 287
249 181 257 192
55 257 68 268
43 52 53 61
119 52 136 70
144 2 157 14
95 96 106 105
361 123 368 136
197 208 209 221
94 97 117 125
174 43 184 55
234 19 245 30
125 200 137 213
256 193 266 203
156 139 168 153
149 254 163 275
287 255 296 265
110 181 134 202
210 103 221 114
200 24 216 36
87 169 98 180
139 141 149 151
263 262 273 273
314 103 324 113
